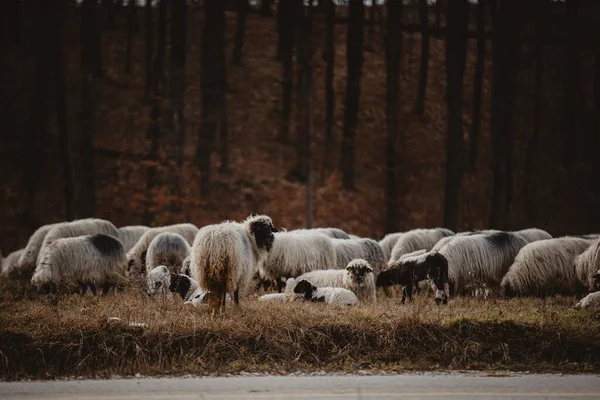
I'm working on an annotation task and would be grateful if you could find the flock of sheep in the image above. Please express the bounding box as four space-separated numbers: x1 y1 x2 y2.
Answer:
2 216 600 311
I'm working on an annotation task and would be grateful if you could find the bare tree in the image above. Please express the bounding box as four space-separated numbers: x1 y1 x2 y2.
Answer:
365 0 377 52
415 0 430 115
468 0 486 170
562 0 580 171
278 0 296 142
124 0 136 74
232 0 248 65
340 0 365 190
170 0 187 175
260 0 273 17
321 0 336 183
144 0 153 99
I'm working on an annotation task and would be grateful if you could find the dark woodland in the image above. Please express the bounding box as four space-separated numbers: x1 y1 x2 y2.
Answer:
2 0 600 251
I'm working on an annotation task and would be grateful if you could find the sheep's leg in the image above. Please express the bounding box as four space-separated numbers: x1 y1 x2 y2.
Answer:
400 287 406 304
102 283 112 295
89 285 97 296
276 280 285 293
233 290 240 305
405 283 414 303
78 281 87 296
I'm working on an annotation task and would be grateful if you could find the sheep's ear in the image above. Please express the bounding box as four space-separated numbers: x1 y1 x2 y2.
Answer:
593 273 600 279
365 265 373 273
271 226 279 233
346 265 353 272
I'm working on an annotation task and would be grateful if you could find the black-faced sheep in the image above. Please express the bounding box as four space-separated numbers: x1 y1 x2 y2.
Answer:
389 228 455 262
292 279 359 306
146 232 191 275
31 234 127 295
331 238 386 274
190 215 277 311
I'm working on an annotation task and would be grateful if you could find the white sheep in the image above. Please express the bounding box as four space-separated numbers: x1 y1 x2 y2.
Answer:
190 215 277 311
31 234 128 295
146 265 172 297
259 231 336 292
390 228 455 262
378 232 404 261
291 279 359 306
331 238 386 274
126 223 198 276
12 222 66 279
118 225 151 252
285 259 376 303
146 232 191 275
258 293 286 302
575 239 600 291
501 237 592 297
575 291 600 309
514 228 552 243
1 249 24 276
291 227 350 239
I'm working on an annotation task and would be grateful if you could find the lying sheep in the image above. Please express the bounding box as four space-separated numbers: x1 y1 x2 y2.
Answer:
379 232 404 261
190 215 277 311
118 225 150 252
1 249 24 276
575 239 600 291
331 238 386 274
390 228 455 262
259 231 336 292
258 293 286 302
291 227 350 239
127 223 198 276
285 259 376 303
292 279 359 306
169 274 231 306
575 291 600 310
146 232 191 275
501 237 591 297
146 265 172 297
31 234 127 295
12 222 66 279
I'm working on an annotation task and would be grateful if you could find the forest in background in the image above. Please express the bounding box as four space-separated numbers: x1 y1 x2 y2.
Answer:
1 0 600 252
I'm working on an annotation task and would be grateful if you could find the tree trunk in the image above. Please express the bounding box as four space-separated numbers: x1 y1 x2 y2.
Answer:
124 0 136 74
593 42 600 228
232 0 248 65
562 0 580 171
91 0 102 77
278 0 296 142
144 0 153 99
276 0 285 61
415 0 430 115
435 0 442 29
170 0 187 175
468 0 486 170
260 0 273 17
321 0 335 184
443 0 469 231
154 0 166 95
340 0 365 191
80 0 98 217
385 0 404 234
102 0 115 30
365 0 376 52
196 0 227 199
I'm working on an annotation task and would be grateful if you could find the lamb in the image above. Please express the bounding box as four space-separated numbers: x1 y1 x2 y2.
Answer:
146 232 191 275
146 265 172 297
126 223 198 276
259 231 337 292
190 214 277 311
1 249 24 276
376 250 449 304
389 228 455 262
575 239 600 291
379 232 404 261
169 273 231 306
292 279 359 306
12 222 66 279
258 293 286 302
514 228 552 243
291 227 351 239
331 238 386 274
501 237 591 297
575 291 600 310
31 234 127 295
285 259 376 303
118 225 150 252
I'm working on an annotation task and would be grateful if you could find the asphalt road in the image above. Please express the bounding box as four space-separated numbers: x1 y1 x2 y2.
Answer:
1 373 599 400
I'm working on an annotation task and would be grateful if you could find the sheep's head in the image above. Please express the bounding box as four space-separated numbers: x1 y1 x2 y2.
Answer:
593 270 600 291
345 258 373 287
245 215 278 252
422 252 449 304
181 256 191 276
127 250 147 277
293 279 317 301
169 274 193 300
146 265 170 296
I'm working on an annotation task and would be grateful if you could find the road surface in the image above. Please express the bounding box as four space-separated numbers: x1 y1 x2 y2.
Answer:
1 373 599 400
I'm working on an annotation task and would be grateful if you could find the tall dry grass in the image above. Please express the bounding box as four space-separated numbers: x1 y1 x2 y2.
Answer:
0 276 599 379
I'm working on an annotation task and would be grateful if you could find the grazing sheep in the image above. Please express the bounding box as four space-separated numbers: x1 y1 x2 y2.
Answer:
190 215 277 311
1 249 24 276
348 234 361 239
12 222 66 279
168 273 222 306
376 251 449 304
118 225 151 252
146 232 191 275
259 231 337 292
514 228 552 243
181 255 191 276
501 237 591 297
594 270 600 292
575 291 600 309
285 259 376 303
126 223 198 276
31 234 127 295
390 228 455 262
291 227 351 239
292 279 359 306
146 266 172 297
379 232 404 261
331 238 386 274
575 239 600 291
258 293 286 302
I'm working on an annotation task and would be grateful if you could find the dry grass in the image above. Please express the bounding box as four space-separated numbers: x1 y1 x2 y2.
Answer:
1 277 599 380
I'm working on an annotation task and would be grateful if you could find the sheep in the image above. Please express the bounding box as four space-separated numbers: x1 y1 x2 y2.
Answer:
379 232 404 261
285 259 376 303
291 227 351 239
190 214 277 311
181 255 191 276
575 239 600 291
292 279 359 306
376 250 449 304
126 223 198 277
145 232 191 276
1 249 24 276
501 237 592 297
514 228 552 243
258 293 286 302
331 238 386 274
118 225 151 252
259 231 337 292
31 234 127 295
11 222 66 279
389 228 455 262
594 270 600 292
575 291 600 309
146 265 172 297
169 273 231 306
